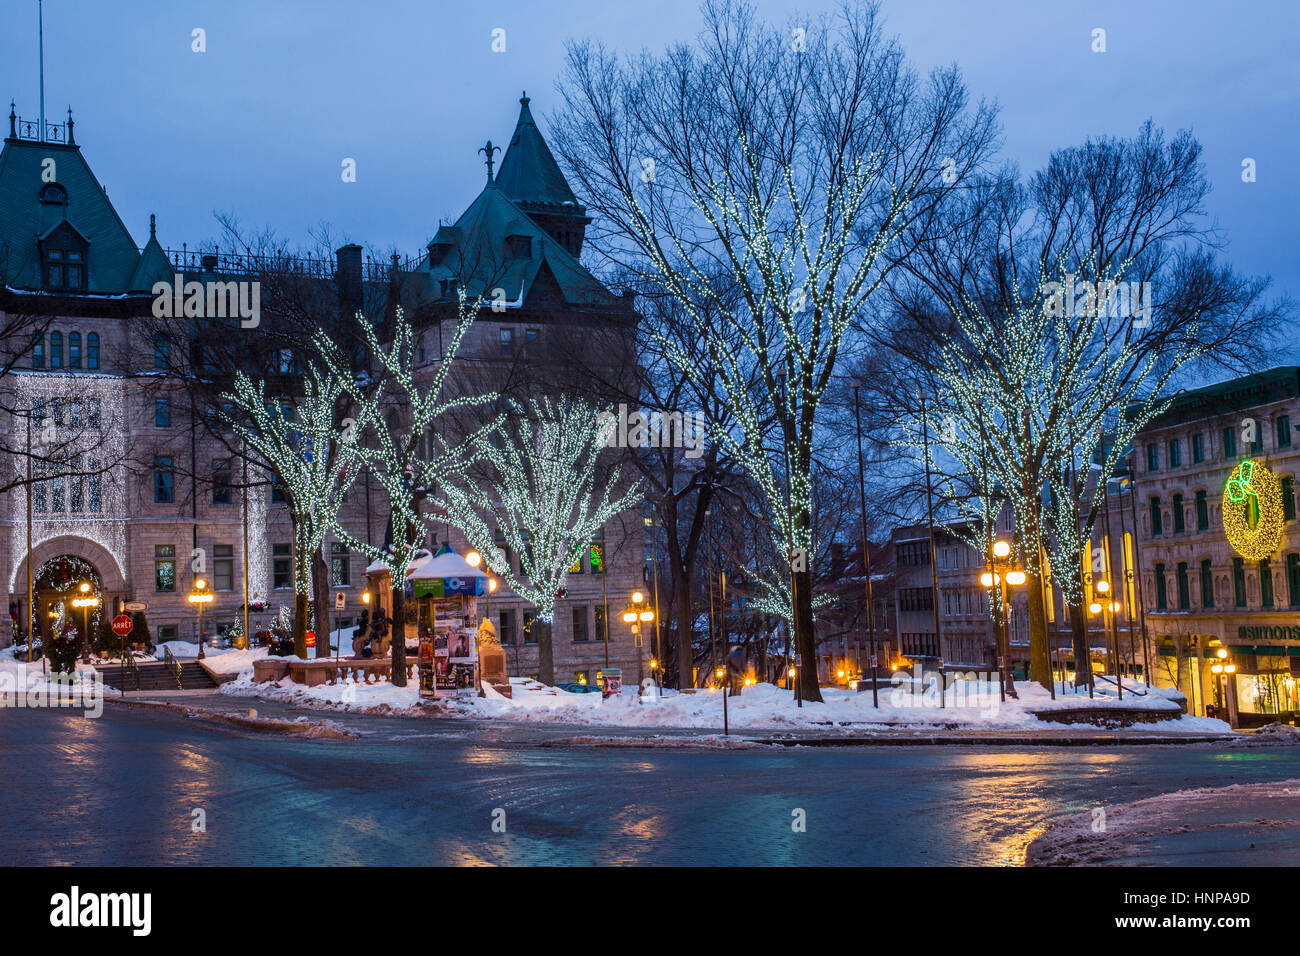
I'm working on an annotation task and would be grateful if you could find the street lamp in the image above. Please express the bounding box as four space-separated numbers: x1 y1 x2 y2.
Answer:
71 581 100 661
1210 648 1236 723
484 574 498 622
789 664 801 708
1087 595 1123 699
981 540 1024 701
622 591 654 690
187 577 215 660
715 666 729 734
649 657 661 694
465 550 482 568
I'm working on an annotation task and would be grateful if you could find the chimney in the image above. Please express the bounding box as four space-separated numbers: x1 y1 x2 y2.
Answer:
336 244 363 316
200 253 218 272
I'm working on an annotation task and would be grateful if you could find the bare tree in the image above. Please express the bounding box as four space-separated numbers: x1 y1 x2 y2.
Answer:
550 0 997 700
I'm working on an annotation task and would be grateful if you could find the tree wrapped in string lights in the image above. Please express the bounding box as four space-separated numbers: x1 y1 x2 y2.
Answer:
314 303 500 687
221 364 360 658
431 394 642 685
895 258 1202 688
550 1 996 700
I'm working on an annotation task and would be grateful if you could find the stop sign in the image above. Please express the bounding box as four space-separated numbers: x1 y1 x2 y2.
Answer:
111 614 134 637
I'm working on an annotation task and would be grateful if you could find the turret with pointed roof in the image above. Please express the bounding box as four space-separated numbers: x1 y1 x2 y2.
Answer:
493 93 591 259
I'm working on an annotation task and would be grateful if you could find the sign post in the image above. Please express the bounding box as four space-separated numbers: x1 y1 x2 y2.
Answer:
111 614 134 697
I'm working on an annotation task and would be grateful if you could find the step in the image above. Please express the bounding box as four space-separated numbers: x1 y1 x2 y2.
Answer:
112 660 218 691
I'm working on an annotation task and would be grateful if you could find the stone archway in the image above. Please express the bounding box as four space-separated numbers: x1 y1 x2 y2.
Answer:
12 536 127 645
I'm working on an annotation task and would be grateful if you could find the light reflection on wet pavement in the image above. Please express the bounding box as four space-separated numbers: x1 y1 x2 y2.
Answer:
3 702 1297 865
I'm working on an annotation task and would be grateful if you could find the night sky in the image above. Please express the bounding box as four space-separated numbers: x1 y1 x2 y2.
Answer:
3 0 1296 320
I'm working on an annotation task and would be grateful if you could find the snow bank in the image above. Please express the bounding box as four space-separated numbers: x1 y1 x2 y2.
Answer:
212 665 1234 734
1027 778 1300 865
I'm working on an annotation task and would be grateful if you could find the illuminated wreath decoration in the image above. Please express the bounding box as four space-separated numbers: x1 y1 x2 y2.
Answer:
1222 459 1284 560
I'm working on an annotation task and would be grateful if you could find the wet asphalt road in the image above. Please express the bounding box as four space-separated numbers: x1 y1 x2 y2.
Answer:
2 701 1299 865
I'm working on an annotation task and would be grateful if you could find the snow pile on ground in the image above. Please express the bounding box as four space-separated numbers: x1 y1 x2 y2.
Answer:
154 641 255 662
214 665 1233 733
217 667 425 713
0 645 116 706
198 647 270 676
1027 778 1300 866
1228 721 1300 746
543 733 770 749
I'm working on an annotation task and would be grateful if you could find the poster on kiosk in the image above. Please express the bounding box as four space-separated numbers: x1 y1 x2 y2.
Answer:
404 546 486 696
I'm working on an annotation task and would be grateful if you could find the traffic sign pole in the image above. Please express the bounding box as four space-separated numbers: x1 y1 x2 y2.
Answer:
111 614 134 697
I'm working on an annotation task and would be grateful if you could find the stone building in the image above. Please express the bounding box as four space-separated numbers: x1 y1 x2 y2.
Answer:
1130 367 1300 723
0 96 646 683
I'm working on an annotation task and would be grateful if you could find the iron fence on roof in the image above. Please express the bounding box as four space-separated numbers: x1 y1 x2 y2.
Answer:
156 247 421 282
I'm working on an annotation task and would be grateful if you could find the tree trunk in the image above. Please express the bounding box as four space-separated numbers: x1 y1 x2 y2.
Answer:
293 591 309 659
390 582 407 687
1025 568 1051 690
675 584 694 688
312 546 331 658
1070 604 1091 690
538 619 555 686
794 565 822 702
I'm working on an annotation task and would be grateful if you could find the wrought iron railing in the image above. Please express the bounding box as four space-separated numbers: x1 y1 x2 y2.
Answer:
9 114 73 144
163 646 184 690
157 247 422 282
119 650 141 692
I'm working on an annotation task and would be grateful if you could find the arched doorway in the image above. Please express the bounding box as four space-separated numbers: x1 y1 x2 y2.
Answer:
11 535 127 648
34 554 105 649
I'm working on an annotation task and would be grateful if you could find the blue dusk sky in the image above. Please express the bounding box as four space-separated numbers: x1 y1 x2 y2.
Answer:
2 0 1296 315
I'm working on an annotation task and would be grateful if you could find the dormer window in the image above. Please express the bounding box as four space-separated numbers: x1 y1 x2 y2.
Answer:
507 235 532 258
38 182 68 206
39 221 89 293
45 249 85 291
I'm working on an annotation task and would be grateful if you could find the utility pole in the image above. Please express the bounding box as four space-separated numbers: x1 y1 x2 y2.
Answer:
26 410 34 663
242 445 250 648
919 392 945 708
851 381 879 708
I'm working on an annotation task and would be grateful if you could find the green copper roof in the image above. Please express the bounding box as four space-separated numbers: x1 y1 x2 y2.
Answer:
0 136 142 293
415 182 618 309
1136 367 1300 430
129 230 173 293
493 93 580 210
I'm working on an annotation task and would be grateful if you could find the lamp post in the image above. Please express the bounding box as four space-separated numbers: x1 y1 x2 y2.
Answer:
850 379 880 708
187 578 214 659
622 590 655 691
980 539 1023 701
1210 647 1236 725
1094 576 1122 699
715 666 729 735
71 581 100 662
1088 593 1122 699
789 664 801 707
649 657 661 695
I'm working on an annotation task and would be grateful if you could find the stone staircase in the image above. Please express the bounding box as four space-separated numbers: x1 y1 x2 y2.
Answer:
111 659 218 692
